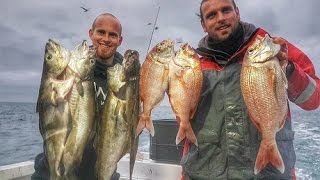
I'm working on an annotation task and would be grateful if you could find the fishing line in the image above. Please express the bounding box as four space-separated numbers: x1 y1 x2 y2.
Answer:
146 6 160 55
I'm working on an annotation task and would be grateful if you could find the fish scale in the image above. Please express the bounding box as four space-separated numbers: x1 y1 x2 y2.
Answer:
96 50 140 180
136 39 175 137
61 41 96 178
240 35 288 175
167 43 202 146
37 39 72 179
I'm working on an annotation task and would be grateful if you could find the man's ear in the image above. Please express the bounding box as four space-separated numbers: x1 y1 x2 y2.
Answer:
118 36 123 46
89 29 93 40
201 21 207 33
235 7 240 21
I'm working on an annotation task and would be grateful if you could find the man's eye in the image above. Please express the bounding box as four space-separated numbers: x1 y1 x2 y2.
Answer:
222 8 231 13
97 30 105 35
206 12 215 19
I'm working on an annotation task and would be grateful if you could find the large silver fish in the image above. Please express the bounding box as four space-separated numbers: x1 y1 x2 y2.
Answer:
37 39 74 179
136 39 175 136
240 34 288 174
95 50 140 180
168 43 202 146
61 40 96 178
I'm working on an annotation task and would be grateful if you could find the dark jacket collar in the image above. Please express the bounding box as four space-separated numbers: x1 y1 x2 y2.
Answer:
196 21 257 64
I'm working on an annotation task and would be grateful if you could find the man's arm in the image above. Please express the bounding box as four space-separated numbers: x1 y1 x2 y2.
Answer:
286 42 320 110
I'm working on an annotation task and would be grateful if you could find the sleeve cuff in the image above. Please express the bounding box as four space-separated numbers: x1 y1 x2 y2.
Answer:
285 60 295 79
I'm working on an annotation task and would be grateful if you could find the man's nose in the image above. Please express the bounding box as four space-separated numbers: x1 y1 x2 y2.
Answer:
216 12 226 22
102 35 111 42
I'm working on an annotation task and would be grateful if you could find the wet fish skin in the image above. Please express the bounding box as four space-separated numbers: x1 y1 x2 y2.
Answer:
42 39 71 78
61 40 96 178
96 63 127 180
37 39 72 108
240 35 288 174
37 39 73 179
96 50 141 180
123 50 141 180
136 39 175 136
168 43 202 146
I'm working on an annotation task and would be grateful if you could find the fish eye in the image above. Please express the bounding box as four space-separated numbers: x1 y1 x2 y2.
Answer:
47 54 52 60
90 59 95 64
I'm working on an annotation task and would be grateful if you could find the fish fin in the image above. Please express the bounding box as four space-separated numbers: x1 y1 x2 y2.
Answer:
269 145 285 174
280 68 288 89
136 118 146 136
254 140 285 174
52 78 75 102
175 120 198 147
279 112 287 130
136 114 155 136
76 81 84 96
248 112 262 132
268 68 277 96
146 117 155 137
175 70 183 77
50 89 57 106
130 134 139 180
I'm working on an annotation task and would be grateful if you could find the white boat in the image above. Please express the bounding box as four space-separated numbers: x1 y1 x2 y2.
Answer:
0 153 182 180
0 120 183 180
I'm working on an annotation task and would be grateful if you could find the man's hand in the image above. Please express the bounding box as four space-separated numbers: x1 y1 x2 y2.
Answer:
273 37 288 71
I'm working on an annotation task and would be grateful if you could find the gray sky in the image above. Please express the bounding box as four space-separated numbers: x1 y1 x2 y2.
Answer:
1 0 319 103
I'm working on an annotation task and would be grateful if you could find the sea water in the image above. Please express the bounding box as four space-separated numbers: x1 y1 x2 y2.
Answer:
0 102 319 179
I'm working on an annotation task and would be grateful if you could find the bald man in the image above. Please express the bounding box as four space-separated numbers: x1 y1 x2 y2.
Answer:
32 13 123 180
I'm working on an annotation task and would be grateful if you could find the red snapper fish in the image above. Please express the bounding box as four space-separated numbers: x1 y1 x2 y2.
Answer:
167 43 202 146
136 39 175 136
240 34 288 174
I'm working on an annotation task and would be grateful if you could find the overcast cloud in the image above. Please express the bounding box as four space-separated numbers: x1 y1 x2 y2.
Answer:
0 0 319 103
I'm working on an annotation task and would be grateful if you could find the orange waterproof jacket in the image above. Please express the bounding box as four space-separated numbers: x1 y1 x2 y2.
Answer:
181 26 320 180
200 28 320 110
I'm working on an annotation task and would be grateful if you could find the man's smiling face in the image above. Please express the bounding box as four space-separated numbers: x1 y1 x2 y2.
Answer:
89 15 122 61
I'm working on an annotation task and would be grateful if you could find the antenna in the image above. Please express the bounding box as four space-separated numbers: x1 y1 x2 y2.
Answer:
146 6 161 54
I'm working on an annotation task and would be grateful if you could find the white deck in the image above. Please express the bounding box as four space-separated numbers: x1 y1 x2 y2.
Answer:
0 153 182 180
0 161 34 180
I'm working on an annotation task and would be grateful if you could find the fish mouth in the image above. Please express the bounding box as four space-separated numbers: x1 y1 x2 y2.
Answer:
157 39 174 50
125 50 139 59
124 50 139 70
46 40 58 53
173 44 195 69
167 39 174 46
247 35 281 63
156 42 174 57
